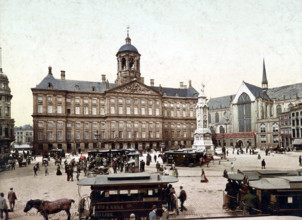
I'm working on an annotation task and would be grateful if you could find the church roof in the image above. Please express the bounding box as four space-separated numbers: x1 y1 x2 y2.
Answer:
208 95 235 110
208 82 302 110
267 83 302 101
244 82 271 100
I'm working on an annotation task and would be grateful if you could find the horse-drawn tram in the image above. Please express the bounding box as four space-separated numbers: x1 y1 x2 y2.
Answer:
224 169 302 216
77 173 178 219
162 148 205 166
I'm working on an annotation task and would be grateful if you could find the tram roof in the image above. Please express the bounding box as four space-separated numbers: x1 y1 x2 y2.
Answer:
249 176 302 190
77 173 178 186
164 148 204 154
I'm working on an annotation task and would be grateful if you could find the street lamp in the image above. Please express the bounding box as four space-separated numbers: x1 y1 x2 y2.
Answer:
94 130 100 152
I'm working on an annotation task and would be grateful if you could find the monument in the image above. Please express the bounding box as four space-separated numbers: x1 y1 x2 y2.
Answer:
193 84 214 155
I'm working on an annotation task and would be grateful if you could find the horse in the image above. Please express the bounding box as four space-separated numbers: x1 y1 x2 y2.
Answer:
24 198 75 220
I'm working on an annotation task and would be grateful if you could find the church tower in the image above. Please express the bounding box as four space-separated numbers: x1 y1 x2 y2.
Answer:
116 28 142 85
262 59 268 90
193 84 214 155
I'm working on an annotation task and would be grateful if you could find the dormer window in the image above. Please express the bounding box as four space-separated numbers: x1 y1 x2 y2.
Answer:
92 86 96 91
48 83 53 89
75 85 80 90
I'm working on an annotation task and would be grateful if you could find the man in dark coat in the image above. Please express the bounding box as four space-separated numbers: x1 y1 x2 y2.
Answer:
178 186 187 212
261 159 266 169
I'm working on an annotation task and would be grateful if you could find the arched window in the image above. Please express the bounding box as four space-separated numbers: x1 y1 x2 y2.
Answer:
219 126 225 134
75 85 80 90
215 112 219 123
122 58 126 70
92 86 96 91
48 83 53 89
276 105 282 115
208 113 211 123
260 124 266 133
129 58 134 69
288 103 293 111
238 93 251 132
272 123 279 132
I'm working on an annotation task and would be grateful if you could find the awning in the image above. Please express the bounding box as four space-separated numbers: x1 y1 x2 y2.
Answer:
293 139 302 145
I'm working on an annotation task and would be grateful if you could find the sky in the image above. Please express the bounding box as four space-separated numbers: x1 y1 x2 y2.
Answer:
0 0 302 126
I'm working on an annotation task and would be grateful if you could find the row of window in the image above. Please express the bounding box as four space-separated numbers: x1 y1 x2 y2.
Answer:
260 135 279 143
292 119 302 127
38 121 195 130
260 123 279 133
15 132 32 136
292 111 302 118
37 130 194 141
39 95 162 106
292 129 302 138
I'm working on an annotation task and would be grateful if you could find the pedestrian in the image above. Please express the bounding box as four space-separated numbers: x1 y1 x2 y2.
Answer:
149 204 157 220
299 156 302 166
70 168 74 181
141 160 145 172
33 165 38 176
178 186 187 212
261 159 266 169
258 154 261 160
154 154 157 163
173 168 178 178
11 160 15 170
156 161 160 172
231 162 234 173
0 193 8 220
200 169 208 182
7 188 17 211
171 188 179 215
56 165 62 175
76 169 80 181
45 165 48 176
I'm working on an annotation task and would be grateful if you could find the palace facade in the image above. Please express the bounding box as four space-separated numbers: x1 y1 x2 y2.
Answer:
32 34 198 154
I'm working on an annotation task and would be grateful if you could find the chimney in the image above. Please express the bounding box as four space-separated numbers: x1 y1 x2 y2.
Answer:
180 82 184 88
150 79 154 87
102 74 106 82
189 80 192 87
61 70 65 80
48 66 52 75
184 85 187 89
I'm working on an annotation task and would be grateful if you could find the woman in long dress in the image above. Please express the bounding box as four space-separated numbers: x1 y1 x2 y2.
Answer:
200 169 208 182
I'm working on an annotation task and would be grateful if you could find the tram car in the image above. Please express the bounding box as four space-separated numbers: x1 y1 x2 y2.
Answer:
77 173 178 219
223 169 302 216
49 149 65 158
162 148 204 167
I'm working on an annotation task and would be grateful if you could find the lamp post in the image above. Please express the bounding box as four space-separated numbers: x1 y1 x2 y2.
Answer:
94 130 100 152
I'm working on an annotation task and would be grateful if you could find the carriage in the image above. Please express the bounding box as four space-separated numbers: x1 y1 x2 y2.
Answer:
77 173 178 219
223 169 302 216
163 148 205 167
